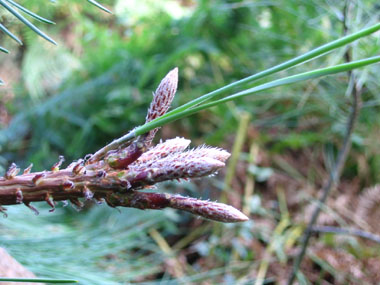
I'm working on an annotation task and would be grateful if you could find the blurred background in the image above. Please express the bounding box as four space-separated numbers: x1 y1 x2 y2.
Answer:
0 0 380 283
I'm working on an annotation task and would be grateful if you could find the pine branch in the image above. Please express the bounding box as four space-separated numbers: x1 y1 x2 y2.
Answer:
0 69 248 223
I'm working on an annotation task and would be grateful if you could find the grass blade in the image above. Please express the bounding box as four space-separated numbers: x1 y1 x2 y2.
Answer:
135 56 380 135
0 278 77 283
0 23 23 45
0 0 57 45
0 46 9 53
197 56 380 107
5 0 55 24
157 23 380 120
87 0 112 14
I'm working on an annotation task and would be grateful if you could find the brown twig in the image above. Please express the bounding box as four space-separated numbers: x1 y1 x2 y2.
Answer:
0 68 248 223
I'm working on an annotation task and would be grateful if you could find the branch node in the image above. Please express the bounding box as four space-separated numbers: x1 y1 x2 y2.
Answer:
32 173 46 186
62 180 75 190
83 186 94 200
72 159 85 175
96 170 106 178
23 163 33 174
45 193 56 212
51 155 65 172
24 202 39 215
84 154 92 163
106 141 146 169
5 163 20 179
15 189 23 204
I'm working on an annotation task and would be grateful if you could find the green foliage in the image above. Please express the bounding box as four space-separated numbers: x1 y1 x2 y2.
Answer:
1 203 177 284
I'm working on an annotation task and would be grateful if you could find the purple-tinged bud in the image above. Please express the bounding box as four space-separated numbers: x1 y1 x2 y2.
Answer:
146 68 178 123
110 192 170 209
143 67 178 145
130 147 229 183
196 146 231 162
23 163 33 174
51 155 65 172
110 192 248 223
32 173 46 186
168 195 249 223
5 163 20 179
133 137 191 166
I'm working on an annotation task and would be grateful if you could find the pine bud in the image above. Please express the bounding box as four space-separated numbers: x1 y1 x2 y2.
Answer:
144 67 178 145
169 195 249 223
146 67 178 123
128 147 229 186
133 137 191 165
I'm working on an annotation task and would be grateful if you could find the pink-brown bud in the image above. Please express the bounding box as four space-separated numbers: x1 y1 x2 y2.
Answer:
169 195 249 223
143 67 178 145
146 67 178 123
133 137 191 166
129 147 230 183
110 192 248 223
